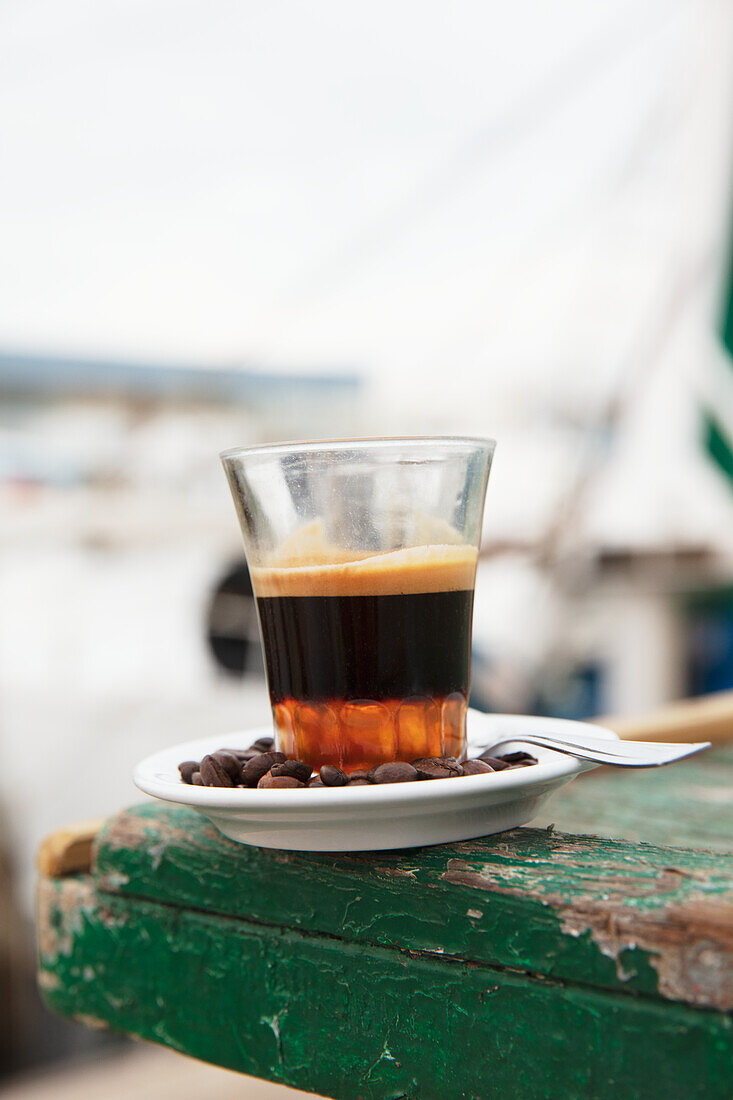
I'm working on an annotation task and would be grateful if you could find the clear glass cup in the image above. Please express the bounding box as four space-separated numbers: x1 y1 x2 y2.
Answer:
221 437 495 772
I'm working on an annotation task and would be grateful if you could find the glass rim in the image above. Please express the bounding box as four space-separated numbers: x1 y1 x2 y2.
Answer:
220 435 496 463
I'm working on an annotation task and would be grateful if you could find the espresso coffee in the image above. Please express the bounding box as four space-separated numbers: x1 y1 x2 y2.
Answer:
252 545 477 772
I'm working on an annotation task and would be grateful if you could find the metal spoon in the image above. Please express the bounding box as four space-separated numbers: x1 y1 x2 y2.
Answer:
480 729 711 768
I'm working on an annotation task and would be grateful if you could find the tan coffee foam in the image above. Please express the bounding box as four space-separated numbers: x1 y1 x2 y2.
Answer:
269 520 374 568
251 544 478 597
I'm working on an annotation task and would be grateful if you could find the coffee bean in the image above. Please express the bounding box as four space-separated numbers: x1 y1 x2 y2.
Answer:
271 760 312 783
200 753 235 787
241 751 287 787
369 762 418 784
251 736 275 753
178 760 200 784
478 753 510 770
500 751 538 765
411 757 459 780
320 765 349 787
211 751 242 782
181 746 534 792
258 774 305 789
436 757 463 775
461 759 495 776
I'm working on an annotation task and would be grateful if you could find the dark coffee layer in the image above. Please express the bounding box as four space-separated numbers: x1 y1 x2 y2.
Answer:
257 589 474 702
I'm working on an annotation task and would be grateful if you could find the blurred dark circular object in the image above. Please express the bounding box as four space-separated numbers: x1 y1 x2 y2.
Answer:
207 561 262 676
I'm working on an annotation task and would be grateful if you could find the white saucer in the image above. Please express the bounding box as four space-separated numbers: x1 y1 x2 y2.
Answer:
133 710 618 851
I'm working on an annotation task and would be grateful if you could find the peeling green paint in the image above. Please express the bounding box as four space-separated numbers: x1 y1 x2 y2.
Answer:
542 747 733 853
91 804 733 1009
37 771 733 1098
38 879 733 1100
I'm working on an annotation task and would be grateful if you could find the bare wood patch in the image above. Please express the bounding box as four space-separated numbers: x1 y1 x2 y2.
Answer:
37 820 105 877
443 857 733 1010
38 970 61 991
36 876 98 959
73 1013 109 1030
100 809 192 852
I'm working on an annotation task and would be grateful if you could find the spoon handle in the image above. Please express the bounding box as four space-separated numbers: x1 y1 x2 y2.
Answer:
483 731 711 768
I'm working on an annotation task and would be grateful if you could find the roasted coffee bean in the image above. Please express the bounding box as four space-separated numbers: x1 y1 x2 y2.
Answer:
320 765 349 787
258 774 305 789
411 757 458 780
271 760 312 783
437 756 463 775
211 750 242 782
251 736 275 752
369 762 418 784
241 751 287 787
478 753 510 770
200 753 235 787
183 747 536 790
414 755 462 776
178 760 200 784
461 759 495 776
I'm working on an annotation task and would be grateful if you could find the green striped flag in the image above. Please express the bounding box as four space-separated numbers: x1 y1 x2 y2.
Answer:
705 241 733 484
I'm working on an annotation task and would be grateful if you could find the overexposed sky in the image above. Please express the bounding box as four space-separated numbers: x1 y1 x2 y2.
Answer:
1 0 732 422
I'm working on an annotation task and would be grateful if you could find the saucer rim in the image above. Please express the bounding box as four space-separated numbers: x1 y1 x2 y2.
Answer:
133 711 617 812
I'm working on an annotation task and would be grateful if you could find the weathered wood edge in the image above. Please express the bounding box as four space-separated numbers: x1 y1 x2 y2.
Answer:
37 819 105 877
600 689 733 744
92 803 733 1011
542 746 733 854
36 873 733 1100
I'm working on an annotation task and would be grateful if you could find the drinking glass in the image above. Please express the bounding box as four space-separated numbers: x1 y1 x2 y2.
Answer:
221 437 494 772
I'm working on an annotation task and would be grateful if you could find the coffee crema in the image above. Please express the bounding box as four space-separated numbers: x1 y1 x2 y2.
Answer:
253 545 477 772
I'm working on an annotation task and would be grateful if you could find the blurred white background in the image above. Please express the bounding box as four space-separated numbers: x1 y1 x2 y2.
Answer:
1 1 731 409
2 0 733 1093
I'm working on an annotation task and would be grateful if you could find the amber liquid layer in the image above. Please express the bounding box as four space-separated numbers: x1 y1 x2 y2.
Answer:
273 693 467 772
257 588 473 771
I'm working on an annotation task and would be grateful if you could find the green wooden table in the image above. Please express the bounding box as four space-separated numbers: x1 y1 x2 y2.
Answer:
37 753 733 1099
